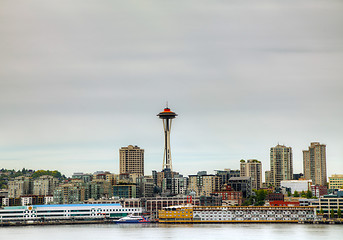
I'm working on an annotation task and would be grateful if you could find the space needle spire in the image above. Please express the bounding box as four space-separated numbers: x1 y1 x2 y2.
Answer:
157 104 177 171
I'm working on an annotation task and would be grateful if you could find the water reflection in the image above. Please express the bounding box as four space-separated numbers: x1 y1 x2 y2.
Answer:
0 224 342 240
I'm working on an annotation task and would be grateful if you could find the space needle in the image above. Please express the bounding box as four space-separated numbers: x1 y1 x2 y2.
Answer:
157 104 177 171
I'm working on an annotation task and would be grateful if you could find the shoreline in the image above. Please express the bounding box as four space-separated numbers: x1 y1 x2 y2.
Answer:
1 219 342 227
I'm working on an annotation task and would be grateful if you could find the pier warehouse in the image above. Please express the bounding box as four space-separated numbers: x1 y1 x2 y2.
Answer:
0 204 142 222
159 205 317 223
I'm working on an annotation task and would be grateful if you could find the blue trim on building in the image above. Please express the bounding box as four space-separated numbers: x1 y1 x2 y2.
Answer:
32 204 121 208
4 204 122 209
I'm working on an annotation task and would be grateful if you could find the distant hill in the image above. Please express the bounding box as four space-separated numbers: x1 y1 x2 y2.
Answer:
0 168 66 189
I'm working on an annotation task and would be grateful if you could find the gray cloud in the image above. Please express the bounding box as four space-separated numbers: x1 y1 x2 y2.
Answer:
0 0 342 177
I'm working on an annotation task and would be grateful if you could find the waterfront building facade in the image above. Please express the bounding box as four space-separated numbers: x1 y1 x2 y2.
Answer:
269 200 300 206
141 196 200 219
0 203 143 222
303 142 327 186
119 145 144 176
328 174 343 190
240 159 262 190
159 205 317 223
310 190 343 218
299 198 318 206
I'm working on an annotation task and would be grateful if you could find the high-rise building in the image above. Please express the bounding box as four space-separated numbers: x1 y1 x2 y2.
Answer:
85 179 113 200
228 176 252 198
267 144 293 187
303 142 327 186
8 176 32 198
33 175 59 196
113 184 137 198
240 159 262 190
215 169 240 187
136 176 155 198
119 145 144 176
265 171 272 187
187 173 220 197
53 183 86 204
161 174 188 196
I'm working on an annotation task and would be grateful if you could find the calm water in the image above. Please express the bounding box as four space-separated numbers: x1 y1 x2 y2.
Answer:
0 224 342 240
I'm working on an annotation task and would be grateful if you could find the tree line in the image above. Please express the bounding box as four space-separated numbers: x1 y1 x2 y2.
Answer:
0 168 66 189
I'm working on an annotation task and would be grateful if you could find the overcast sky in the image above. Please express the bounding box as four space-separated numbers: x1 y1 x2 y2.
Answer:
1 0 342 179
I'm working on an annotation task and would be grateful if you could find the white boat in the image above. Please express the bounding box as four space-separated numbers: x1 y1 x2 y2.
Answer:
116 214 150 223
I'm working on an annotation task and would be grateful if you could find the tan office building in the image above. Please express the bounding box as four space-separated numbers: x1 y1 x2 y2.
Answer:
267 144 293 187
187 174 220 197
328 174 343 189
33 175 59 196
240 159 262 190
303 142 327 186
119 145 144 176
8 176 32 198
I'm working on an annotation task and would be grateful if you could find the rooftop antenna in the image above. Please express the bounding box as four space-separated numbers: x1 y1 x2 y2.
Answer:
166 101 168 108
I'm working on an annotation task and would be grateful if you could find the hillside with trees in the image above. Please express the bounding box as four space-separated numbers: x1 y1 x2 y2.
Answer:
0 168 66 189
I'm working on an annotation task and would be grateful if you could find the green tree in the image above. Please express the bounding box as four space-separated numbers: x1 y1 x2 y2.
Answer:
254 189 267 206
306 191 313 199
13 171 21 178
330 209 335 219
52 170 62 179
319 208 324 214
300 191 306 198
338 208 341 218
31 170 65 180
293 191 299 197
242 199 252 206
287 191 291 197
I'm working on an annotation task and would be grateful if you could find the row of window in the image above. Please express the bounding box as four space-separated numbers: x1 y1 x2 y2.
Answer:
97 208 139 212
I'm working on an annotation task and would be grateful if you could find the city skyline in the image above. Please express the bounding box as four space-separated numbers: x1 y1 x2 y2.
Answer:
1 1 343 178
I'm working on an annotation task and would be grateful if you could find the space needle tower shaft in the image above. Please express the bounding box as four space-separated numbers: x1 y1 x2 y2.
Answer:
157 105 177 171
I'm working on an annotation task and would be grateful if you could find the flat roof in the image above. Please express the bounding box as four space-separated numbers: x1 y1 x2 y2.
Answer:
33 204 122 208
4 203 122 209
